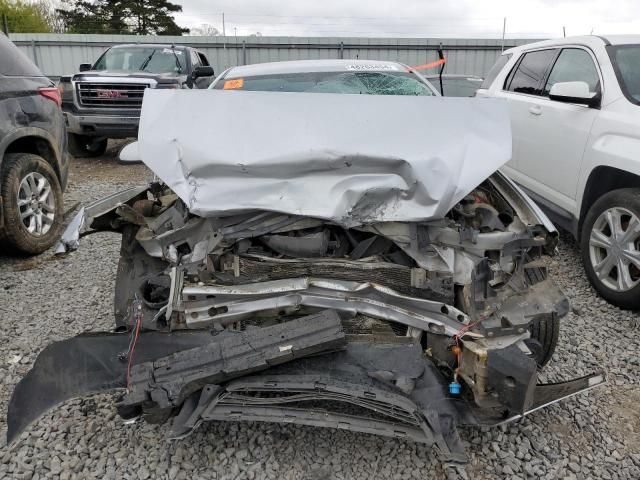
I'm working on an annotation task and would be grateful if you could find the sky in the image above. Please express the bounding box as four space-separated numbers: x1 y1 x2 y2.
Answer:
174 0 640 38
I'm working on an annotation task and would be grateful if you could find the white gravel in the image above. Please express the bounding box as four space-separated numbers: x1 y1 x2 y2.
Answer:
1 152 639 480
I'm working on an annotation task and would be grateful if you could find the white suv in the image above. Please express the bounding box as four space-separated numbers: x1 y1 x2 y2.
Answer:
478 35 640 310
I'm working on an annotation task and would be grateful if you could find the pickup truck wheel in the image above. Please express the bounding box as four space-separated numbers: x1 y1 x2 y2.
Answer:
68 133 108 158
0 153 63 254
581 188 640 310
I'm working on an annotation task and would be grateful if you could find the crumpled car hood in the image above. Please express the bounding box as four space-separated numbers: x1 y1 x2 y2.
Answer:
136 90 511 227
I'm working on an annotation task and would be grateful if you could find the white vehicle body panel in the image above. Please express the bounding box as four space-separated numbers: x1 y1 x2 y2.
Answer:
500 91 599 214
477 35 640 224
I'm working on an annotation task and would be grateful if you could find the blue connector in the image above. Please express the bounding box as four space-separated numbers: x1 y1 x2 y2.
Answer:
449 382 461 395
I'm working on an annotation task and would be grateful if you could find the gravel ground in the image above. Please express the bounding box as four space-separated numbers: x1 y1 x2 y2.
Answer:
1 148 639 480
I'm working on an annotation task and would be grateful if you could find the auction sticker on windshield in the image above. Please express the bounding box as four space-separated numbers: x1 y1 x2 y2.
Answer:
346 64 399 71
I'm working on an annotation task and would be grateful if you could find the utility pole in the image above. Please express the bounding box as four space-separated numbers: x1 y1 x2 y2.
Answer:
2 14 9 35
222 13 226 54
501 17 506 52
234 27 239 66
563 26 566 37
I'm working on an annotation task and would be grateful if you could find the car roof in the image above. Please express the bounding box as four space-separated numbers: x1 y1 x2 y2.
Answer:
603 34 640 45
224 59 409 78
503 34 640 55
110 44 189 50
423 74 483 80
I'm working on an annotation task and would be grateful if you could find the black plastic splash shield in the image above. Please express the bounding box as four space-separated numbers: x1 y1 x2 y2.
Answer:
167 343 471 463
7 309 346 446
6 330 214 446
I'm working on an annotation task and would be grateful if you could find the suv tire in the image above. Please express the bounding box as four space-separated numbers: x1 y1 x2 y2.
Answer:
68 133 108 158
1 153 63 254
580 188 640 310
528 314 559 367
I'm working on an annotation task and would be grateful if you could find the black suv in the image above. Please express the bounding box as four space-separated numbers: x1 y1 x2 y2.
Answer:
59 44 214 157
0 34 68 254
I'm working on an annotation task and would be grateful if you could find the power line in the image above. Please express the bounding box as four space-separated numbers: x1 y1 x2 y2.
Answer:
200 20 511 28
186 12 508 21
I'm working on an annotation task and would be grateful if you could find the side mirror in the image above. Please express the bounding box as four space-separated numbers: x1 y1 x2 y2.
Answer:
79 63 92 72
549 81 600 108
192 65 214 79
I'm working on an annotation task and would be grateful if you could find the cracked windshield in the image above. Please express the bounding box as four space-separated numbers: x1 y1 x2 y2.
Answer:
215 70 435 95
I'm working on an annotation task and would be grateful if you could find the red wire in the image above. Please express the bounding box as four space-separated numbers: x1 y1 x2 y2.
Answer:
452 316 485 346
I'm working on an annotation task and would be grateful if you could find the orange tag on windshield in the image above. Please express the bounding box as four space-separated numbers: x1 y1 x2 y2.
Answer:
223 78 244 90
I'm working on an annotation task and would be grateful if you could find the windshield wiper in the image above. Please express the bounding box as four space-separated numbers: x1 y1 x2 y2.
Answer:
139 50 156 72
169 47 183 73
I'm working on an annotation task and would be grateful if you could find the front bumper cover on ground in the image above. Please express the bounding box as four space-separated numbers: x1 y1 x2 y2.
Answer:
7 308 605 464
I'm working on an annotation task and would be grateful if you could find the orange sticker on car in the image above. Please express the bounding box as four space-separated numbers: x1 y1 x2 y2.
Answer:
223 78 244 90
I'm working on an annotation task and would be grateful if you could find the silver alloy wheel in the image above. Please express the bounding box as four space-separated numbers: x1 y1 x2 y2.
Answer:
17 172 55 236
589 207 640 292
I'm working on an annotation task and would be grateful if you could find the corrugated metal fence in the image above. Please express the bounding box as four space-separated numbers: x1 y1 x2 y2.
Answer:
8 33 536 79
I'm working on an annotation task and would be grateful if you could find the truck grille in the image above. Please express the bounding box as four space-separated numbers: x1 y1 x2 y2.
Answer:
77 82 149 108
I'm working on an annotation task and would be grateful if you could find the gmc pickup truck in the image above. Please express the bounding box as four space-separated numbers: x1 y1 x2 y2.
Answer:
58 43 214 157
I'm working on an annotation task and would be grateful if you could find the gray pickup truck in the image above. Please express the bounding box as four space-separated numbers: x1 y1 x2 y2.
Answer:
58 44 214 157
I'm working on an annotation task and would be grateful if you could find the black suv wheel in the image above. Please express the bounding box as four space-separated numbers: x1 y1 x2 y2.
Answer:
68 133 108 158
581 188 640 310
1 153 63 254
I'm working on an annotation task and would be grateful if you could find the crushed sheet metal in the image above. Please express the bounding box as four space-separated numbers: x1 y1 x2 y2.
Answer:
55 206 85 253
182 277 471 335
137 90 511 227
54 185 149 253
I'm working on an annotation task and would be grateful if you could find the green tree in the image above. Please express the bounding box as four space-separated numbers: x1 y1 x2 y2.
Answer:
0 0 53 33
57 0 126 34
124 0 188 35
58 0 188 35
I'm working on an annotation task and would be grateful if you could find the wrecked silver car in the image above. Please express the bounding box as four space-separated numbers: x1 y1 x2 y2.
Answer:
7 62 605 465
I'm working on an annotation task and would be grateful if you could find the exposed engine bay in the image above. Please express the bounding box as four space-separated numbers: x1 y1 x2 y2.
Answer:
7 171 605 464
